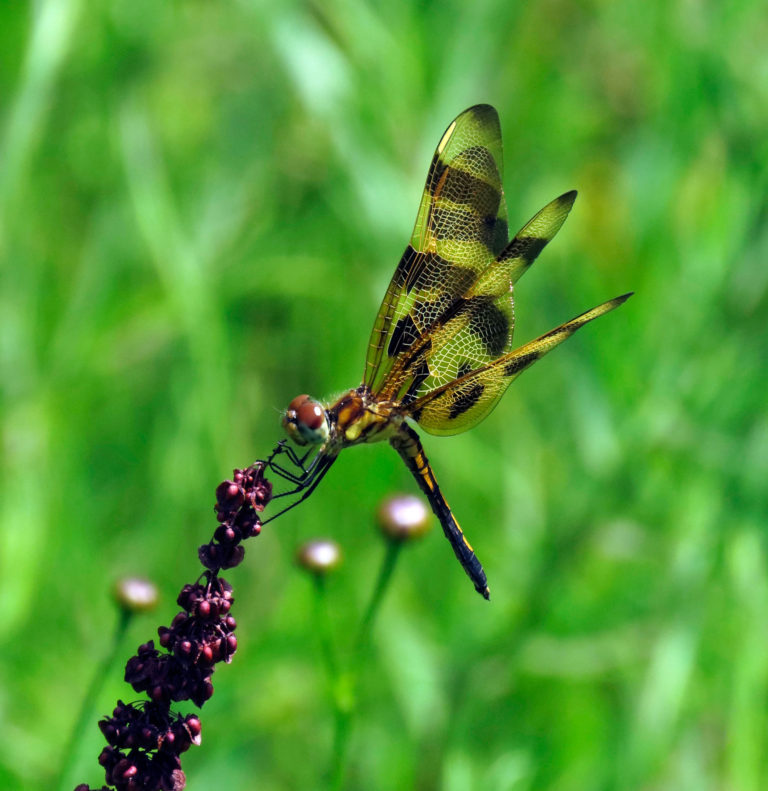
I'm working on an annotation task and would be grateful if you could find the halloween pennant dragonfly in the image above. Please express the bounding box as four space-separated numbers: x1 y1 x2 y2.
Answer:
269 104 631 599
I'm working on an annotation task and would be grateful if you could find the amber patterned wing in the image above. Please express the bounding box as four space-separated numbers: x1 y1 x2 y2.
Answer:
400 190 579 417
362 105 578 416
408 293 632 435
362 105 508 399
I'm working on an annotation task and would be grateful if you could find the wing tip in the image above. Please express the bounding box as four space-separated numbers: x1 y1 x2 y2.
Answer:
459 103 499 126
590 291 633 320
466 102 497 114
439 104 501 153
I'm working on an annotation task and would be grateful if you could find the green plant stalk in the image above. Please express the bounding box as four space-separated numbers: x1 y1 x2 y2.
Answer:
356 539 403 654
328 538 403 790
312 574 351 791
312 575 340 682
56 608 132 791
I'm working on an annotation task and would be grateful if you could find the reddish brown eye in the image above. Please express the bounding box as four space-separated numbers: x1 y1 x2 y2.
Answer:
288 394 311 412
297 401 324 430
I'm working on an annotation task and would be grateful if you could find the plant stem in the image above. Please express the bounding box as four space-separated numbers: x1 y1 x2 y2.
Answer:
356 539 402 654
56 608 132 791
313 575 340 681
328 539 403 790
312 575 350 791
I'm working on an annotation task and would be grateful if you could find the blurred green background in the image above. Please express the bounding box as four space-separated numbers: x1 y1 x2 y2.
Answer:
1 1 767 789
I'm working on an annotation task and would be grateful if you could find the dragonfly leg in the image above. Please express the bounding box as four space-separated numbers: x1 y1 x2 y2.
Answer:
261 451 338 525
271 442 314 472
268 461 308 485
267 442 326 489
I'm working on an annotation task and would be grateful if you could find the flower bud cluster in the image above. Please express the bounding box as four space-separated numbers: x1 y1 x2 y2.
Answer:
199 463 273 571
99 701 201 754
79 462 273 790
124 576 236 707
79 702 202 790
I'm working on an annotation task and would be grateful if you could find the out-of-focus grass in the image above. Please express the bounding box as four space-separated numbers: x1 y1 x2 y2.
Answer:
1 1 767 789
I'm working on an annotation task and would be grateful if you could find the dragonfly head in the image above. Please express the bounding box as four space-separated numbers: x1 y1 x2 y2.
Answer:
282 394 330 446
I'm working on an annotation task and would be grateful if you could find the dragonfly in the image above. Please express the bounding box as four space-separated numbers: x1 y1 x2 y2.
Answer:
268 104 631 599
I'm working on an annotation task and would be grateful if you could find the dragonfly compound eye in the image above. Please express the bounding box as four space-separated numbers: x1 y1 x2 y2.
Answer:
283 395 329 445
287 394 312 412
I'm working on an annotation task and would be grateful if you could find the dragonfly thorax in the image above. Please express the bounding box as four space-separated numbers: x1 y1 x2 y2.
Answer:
282 394 330 446
329 388 401 446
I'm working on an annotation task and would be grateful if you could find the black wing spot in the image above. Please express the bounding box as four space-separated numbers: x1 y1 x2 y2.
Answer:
503 352 540 377
388 314 421 358
463 296 510 358
441 162 500 215
430 206 498 249
411 252 476 299
501 235 548 265
394 245 421 294
492 217 509 255
426 153 447 196
448 383 485 419
402 338 432 372
401 358 431 406
457 360 473 379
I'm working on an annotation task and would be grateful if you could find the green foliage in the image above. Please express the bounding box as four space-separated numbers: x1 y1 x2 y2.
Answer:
1 1 766 789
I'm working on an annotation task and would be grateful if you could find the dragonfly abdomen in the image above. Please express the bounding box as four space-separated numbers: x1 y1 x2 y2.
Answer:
390 424 490 599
